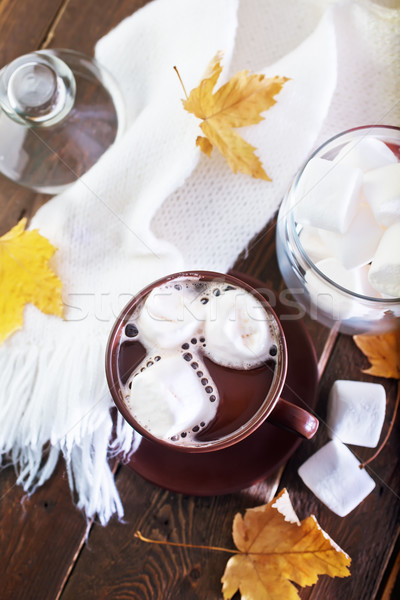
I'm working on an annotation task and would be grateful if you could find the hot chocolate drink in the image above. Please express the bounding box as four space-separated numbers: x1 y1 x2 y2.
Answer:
115 273 284 448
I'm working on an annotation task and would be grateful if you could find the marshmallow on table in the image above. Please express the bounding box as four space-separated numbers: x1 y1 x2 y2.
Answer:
322 203 383 270
299 225 332 263
327 380 386 447
363 162 400 227
334 136 398 172
368 222 400 298
298 440 375 517
294 157 363 233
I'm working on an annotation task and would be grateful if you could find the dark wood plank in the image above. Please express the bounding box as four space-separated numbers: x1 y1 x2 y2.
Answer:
46 0 150 56
60 467 281 600
380 542 400 600
278 333 400 600
0 461 89 600
0 0 65 66
0 176 47 236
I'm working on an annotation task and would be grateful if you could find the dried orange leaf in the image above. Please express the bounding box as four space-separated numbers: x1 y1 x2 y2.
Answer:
353 331 400 379
222 489 351 600
0 218 63 344
182 54 288 180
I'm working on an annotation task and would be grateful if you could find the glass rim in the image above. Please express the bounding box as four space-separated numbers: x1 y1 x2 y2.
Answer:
105 270 288 453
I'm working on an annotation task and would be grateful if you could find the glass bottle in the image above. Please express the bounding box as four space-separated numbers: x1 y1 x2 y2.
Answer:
0 49 125 194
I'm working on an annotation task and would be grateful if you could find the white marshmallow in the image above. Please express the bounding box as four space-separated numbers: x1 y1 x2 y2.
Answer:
294 157 363 233
327 380 386 447
305 257 360 320
356 265 381 298
368 222 400 298
298 440 375 517
322 203 383 269
136 280 204 348
299 225 332 263
204 288 273 369
334 136 398 172
126 354 217 442
363 162 400 227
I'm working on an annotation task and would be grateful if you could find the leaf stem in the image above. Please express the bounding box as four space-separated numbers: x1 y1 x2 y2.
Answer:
135 531 239 554
360 380 400 469
173 66 188 100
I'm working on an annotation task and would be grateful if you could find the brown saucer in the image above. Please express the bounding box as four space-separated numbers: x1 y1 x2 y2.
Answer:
123 272 318 495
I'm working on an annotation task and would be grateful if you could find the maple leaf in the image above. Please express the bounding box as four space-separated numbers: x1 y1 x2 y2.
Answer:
0 218 64 344
353 331 400 379
181 54 288 180
221 489 351 600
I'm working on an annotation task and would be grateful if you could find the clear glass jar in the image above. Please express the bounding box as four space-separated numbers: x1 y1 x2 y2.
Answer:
276 125 400 335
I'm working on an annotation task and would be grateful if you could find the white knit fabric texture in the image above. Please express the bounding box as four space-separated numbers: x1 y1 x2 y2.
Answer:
0 0 399 524
153 0 400 268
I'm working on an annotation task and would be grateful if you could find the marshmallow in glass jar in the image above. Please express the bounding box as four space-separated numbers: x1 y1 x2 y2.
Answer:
276 126 400 335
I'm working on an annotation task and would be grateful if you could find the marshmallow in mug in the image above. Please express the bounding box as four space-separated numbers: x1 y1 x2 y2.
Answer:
294 136 400 301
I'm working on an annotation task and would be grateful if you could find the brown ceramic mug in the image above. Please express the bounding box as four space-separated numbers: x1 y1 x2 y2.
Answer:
105 271 318 454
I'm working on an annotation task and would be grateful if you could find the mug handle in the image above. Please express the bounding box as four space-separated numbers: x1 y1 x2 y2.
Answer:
267 398 319 439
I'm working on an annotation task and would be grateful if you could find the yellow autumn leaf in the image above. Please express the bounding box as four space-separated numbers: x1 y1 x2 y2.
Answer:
222 489 351 600
0 218 63 344
182 54 288 180
353 331 400 379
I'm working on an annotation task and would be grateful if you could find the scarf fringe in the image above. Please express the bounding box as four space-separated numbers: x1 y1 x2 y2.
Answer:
0 334 136 525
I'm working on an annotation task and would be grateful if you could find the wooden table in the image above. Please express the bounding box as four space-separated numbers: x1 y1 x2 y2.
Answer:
0 1 399 598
